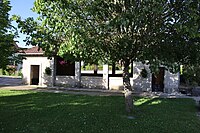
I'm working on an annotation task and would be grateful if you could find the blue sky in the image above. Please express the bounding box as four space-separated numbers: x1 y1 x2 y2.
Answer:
9 0 38 48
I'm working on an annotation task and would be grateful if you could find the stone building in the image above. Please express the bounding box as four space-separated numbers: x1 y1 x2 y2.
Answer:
20 46 180 93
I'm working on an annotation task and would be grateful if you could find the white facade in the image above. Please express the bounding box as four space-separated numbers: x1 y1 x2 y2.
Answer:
132 62 152 92
132 62 180 92
22 56 52 86
22 56 180 93
164 71 180 93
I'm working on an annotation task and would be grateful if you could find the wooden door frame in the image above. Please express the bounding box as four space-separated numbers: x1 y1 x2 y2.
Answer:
152 67 165 92
30 65 40 85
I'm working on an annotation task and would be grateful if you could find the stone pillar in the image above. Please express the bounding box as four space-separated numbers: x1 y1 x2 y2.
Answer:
75 61 81 87
103 64 109 90
51 57 55 87
40 63 42 86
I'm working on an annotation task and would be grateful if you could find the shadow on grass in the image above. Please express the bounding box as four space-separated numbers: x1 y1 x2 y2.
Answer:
0 90 200 133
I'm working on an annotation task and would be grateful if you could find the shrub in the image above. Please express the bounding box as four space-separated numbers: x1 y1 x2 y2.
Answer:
140 68 148 78
45 67 52 76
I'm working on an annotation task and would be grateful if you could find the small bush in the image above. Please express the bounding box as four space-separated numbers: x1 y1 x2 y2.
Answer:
45 67 52 76
18 71 23 77
140 68 148 78
6 67 16 76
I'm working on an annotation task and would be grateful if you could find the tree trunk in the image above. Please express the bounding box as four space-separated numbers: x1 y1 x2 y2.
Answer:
94 64 98 75
112 62 115 75
52 56 57 87
123 60 133 113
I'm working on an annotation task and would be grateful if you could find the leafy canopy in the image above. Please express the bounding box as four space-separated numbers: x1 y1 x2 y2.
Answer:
0 0 16 69
15 0 200 72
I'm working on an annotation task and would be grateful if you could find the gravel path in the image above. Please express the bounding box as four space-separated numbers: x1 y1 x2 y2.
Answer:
0 76 22 86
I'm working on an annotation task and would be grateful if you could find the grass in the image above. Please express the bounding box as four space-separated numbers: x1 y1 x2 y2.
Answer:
0 69 3 75
0 90 200 133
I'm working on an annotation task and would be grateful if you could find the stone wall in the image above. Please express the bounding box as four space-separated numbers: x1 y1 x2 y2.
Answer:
164 71 180 93
132 62 152 92
81 76 103 89
132 62 180 92
22 57 180 92
55 76 76 87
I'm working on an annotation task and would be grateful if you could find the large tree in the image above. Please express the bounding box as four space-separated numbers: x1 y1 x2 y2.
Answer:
0 0 16 70
15 0 199 113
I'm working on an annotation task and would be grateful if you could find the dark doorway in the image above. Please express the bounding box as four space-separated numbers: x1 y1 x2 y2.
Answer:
56 56 75 76
152 67 165 92
30 65 40 85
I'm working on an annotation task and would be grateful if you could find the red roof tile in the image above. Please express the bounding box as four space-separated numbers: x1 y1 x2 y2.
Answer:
22 46 44 54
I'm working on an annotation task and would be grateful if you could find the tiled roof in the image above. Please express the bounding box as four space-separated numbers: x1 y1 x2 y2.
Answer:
21 46 44 54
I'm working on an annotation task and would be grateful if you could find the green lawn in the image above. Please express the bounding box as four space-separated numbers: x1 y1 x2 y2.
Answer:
0 90 200 133
0 69 3 75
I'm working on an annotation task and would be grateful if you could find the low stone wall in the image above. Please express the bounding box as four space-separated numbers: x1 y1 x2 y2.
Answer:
53 75 152 91
44 69 179 93
109 77 124 90
55 76 76 87
49 76 104 89
81 76 103 89
54 76 129 90
109 77 135 90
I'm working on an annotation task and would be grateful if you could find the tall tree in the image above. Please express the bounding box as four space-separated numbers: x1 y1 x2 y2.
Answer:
0 0 16 70
15 0 200 113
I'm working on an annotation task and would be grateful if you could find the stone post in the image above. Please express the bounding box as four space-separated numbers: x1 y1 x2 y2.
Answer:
75 61 81 87
51 57 56 87
103 64 109 89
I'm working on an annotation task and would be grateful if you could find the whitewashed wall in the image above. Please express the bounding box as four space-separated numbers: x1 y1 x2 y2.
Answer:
132 62 180 92
164 71 180 93
22 57 180 92
22 56 52 86
81 76 103 89
132 62 152 92
109 77 134 90
55 76 103 89
55 76 76 87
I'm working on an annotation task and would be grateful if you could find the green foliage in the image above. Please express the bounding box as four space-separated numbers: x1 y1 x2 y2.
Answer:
13 0 200 72
5 66 16 76
140 68 148 78
0 68 22 77
29 0 200 72
0 69 3 75
45 67 52 76
0 90 200 133
13 0 200 102
81 64 95 71
0 0 17 69
17 70 23 77
181 65 200 86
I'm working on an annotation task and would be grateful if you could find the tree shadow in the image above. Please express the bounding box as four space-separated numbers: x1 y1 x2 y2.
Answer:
1 91 200 133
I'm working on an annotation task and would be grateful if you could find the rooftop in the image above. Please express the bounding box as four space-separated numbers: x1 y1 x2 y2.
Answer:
19 46 44 55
